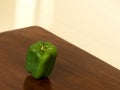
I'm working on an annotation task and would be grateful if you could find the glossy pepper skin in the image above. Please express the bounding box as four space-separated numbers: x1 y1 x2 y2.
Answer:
26 41 57 79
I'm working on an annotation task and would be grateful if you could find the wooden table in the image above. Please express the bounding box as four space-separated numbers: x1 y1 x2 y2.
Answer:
0 26 120 90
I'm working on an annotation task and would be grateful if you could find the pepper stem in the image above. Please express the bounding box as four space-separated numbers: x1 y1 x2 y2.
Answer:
41 45 44 50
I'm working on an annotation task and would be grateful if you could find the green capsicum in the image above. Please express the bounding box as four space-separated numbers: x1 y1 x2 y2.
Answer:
25 41 57 79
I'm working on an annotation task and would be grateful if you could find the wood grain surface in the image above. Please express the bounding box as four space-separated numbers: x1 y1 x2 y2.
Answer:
0 26 120 90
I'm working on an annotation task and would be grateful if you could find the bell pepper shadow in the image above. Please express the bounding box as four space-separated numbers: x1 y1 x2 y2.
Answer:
23 76 52 90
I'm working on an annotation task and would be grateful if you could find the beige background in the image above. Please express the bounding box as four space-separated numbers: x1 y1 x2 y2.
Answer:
0 0 120 70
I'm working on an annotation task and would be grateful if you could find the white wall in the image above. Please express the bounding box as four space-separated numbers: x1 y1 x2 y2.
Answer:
51 0 120 69
14 0 37 28
0 0 37 32
0 0 15 31
0 0 120 69
0 0 54 31
35 0 54 30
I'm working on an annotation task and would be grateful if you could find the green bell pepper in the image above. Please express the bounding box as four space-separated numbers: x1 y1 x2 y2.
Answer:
25 41 57 79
